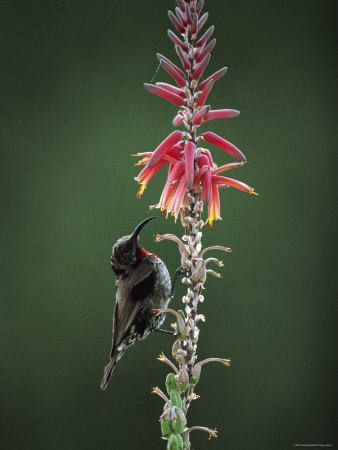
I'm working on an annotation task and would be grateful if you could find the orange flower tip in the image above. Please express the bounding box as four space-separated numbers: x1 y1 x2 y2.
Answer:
251 190 259 196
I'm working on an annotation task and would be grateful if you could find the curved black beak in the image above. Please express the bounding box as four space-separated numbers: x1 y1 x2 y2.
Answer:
131 216 156 241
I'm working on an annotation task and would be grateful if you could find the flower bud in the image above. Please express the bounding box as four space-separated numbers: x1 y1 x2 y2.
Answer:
166 373 177 395
172 340 181 358
168 433 184 450
170 389 183 409
190 364 201 385
178 368 189 392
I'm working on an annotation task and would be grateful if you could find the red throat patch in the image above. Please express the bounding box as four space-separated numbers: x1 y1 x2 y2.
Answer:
137 248 158 260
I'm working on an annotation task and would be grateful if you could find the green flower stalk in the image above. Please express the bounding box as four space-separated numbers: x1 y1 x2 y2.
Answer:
133 0 256 448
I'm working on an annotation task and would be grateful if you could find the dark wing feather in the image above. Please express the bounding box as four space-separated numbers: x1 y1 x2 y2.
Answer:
130 270 156 302
111 269 155 352
112 299 142 353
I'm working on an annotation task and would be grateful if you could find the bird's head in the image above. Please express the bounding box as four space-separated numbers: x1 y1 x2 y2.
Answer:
111 217 156 270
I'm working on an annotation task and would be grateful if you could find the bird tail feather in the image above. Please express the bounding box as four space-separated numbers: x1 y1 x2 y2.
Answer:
100 352 119 390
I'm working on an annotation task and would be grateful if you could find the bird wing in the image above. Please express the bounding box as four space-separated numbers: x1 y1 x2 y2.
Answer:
112 263 155 351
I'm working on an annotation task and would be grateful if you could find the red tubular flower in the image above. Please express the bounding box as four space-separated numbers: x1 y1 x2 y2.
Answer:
160 59 186 87
197 13 209 32
196 0 205 16
156 53 185 79
184 141 196 188
167 30 187 51
202 131 246 161
197 155 212 205
135 146 182 198
196 79 213 107
196 25 214 48
198 67 227 91
175 45 191 71
136 0 256 228
192 105 210 126
173 113 184 126
168 10 185 34
204 109 240 121
212 175 257 195
144 83 185 107
147 130 184 168
156 82 185 98
192 54 211 80
196 38 216 63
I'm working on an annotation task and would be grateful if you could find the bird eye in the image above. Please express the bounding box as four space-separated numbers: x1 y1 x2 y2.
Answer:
124 246 130 253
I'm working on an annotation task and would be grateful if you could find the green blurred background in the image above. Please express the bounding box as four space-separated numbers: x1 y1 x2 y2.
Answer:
1 0 336 449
